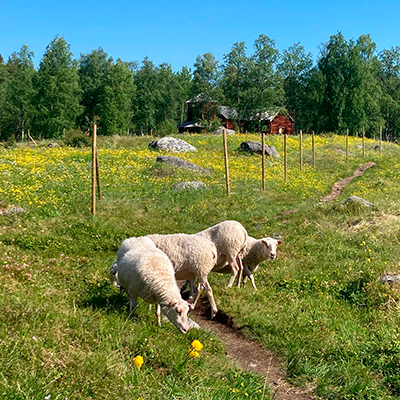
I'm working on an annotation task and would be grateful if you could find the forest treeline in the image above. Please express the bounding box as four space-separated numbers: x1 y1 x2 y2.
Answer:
0 32 399 141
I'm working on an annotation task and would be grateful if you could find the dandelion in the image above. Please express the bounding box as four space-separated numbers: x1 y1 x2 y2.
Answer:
191 340 204 352
188 349 200 358
133 355 144 368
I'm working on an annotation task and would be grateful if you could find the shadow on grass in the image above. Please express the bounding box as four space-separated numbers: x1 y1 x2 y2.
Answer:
78 279 131 316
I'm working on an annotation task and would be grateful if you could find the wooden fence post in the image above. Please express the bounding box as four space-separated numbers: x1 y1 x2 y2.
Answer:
262 131 265 191
346 128 349 163
312 131 315 168
299 130 303 172
283 130 287 182
362 126 365 157
92 124 97 215
223 128 230 197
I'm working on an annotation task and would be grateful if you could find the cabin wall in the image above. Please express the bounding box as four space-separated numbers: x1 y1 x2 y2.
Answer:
269 114 294 135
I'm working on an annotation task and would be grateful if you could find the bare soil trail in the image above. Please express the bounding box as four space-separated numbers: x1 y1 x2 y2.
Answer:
321 162 377 203
191 162 378 400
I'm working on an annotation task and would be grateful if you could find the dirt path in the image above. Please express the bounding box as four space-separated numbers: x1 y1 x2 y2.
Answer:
191 299 316 400
321 161 377 203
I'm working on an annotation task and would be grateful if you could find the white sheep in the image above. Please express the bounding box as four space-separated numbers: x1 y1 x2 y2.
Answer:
114 236 190 333
197 220 248 288
216 236 282 290
148 233 219 318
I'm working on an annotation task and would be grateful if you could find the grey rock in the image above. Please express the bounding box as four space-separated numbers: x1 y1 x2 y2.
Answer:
212 128 236 135
341 196 374 208
174 181 206 190
48 142 60 148
0 206 26 215
156 156 210 173
240 141 280 158
379 274 400 285
149 137 197 152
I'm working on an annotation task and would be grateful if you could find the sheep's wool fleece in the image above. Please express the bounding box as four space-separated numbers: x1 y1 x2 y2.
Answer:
197 220 247 267
148 234 217 279
117 247 181 305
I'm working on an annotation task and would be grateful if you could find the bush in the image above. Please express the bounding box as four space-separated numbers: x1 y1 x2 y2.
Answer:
64 130 91 147
154 119 179 137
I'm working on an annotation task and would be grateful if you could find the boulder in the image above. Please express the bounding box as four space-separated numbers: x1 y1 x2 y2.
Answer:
341 196 374 208
156 156 210 174
149 137 197 152
212 127 236 135
240 141 280 158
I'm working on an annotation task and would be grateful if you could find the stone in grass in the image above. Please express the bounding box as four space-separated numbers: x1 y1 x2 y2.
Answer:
240 141 280 158
149 137 197 153
174 181 206 190
341 196 375 208
0 205 26 215
156 156 210 174
379 274 400 285
212 127 236 135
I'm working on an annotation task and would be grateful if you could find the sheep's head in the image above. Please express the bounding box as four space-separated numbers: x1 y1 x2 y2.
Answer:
261 237 283 260
162 299 190 334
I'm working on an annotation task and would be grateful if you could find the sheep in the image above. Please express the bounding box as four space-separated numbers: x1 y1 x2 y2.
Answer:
148 233 219 318
216 236 282 290
114 236 190 333
196 220 248 288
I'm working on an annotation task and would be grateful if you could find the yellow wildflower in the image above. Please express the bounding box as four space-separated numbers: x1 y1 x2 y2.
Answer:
191 340 204 352
133 355 144 368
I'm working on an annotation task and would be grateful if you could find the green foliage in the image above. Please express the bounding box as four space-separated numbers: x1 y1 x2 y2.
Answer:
63 129 91 147
32 36 83 139
154 119 179 137
99 59 135 136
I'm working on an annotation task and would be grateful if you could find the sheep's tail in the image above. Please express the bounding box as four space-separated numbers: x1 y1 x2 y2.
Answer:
109 259 120 288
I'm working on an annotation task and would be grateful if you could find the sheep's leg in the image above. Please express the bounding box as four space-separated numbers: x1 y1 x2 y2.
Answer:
226 261 239 288
236 255 244 288
129 295 137 314
155 304 162 327
202 279 218 319
243 266 257 291
189 278 196 300
191 281 204 310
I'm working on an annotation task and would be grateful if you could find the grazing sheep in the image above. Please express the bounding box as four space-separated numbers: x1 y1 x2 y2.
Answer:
217 236 282 290
197 220 248 288
114 236 190 333
148 233 218 318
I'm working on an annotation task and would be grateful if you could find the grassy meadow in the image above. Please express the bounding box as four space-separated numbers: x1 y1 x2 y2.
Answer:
2 132 400 399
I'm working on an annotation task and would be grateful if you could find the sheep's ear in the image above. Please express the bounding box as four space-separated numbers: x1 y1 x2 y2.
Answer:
261 239 270 248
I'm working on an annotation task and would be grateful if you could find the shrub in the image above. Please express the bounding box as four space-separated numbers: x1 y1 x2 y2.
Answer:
154 119 179 137
64 129 91 147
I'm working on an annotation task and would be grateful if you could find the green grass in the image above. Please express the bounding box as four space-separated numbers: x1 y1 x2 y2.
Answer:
1 133 400 399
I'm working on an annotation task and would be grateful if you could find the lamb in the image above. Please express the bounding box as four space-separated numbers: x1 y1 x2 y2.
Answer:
148 233 219 318
217 236 282 290
113 236 190 333
196 220 248 288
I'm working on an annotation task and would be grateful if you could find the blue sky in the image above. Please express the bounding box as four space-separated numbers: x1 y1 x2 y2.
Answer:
1 0 399 71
